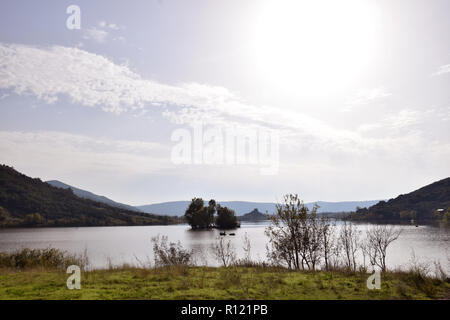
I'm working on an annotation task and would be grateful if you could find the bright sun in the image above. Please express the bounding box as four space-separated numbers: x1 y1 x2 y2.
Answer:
250 0 381 97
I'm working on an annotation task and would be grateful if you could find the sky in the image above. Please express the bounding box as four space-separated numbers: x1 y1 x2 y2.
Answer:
0 0 449 206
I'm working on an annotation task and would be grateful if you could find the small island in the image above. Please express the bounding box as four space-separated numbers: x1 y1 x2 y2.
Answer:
184 198 240 230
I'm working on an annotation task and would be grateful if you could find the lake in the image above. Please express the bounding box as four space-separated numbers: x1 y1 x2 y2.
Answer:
0 221 449 272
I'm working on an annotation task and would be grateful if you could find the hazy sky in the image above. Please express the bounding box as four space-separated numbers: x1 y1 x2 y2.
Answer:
0 0 449 205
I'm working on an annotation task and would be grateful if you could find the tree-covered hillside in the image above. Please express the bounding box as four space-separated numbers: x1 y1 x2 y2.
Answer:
0 165 178 227
351 177 450 221
46 180 140 212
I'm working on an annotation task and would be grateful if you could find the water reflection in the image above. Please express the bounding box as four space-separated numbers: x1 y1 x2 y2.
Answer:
0 221 448 272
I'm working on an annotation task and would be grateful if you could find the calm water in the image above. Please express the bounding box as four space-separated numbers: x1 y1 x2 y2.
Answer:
0 221 449 272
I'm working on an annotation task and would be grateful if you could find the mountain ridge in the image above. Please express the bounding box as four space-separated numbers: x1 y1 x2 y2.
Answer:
353 177 450 221
0 165 176 227
42 180 382 217
138 199 381 216
46 180 140 212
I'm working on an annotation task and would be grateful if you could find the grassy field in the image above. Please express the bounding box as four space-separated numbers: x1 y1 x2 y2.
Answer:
0 266 449 300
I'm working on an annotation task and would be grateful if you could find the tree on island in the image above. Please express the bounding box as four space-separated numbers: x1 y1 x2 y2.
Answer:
184 198 215 229
206 199 216 226
215 205 239 229
184 198 239 229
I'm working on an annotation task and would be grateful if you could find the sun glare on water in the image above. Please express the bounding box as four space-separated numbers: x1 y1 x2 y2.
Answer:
250 0 381 97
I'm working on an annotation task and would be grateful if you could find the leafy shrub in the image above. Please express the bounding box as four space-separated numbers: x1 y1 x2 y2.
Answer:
211 236 236 267
0 247 89 270
151 235 194 267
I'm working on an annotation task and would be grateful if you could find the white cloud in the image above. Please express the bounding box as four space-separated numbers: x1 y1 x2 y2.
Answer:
114 36 126 42
0 130 171 176
0 42 446 161
83 27 109 43
432 64 450 76
386 109 420 129
358 109 421 133
0 43 343 141
108 24 120 30
0 43 448 203
342 87 391 111
98 21 122 30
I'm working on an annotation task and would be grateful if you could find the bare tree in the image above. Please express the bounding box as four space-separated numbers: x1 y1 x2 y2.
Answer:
447 250 450 271
320 216 339 271
211 236 236 267
242 232 252 264
265 194 325 270
265 228 295 268
265 194 306 269
366 225 402 272
339 220 360 272
359 238 370 271
304 208 323 270
151 235 194 267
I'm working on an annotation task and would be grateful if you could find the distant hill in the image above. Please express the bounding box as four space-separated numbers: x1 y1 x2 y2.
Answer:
0 165 177 228
138 200 380 216
138 201 277 217
46 180 140 212
352 178 450 221
239 208 269 222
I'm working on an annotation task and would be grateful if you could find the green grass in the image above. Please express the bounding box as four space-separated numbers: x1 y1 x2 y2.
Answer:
0 266 448 300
